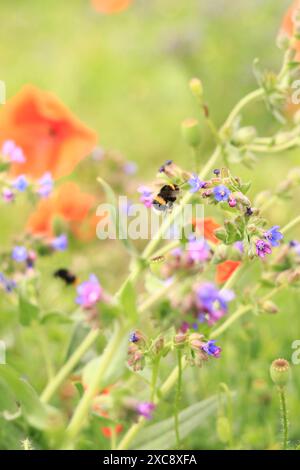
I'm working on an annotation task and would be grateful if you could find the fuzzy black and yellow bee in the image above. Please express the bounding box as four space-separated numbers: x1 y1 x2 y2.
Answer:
152 183 180 212
54 268 77 286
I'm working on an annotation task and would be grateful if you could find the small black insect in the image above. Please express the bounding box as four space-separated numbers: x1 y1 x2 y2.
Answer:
54 268 77 285
152 183 180 212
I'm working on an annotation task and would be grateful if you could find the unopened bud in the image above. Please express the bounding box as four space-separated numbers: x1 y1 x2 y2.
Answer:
261 300 279 314
174 332 187 349
233 126 257 145
189 78 203 100
270 358 290 387
181 118 201 147
212 244 229 264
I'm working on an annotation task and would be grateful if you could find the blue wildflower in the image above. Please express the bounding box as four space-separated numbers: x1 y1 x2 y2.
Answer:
196 282 235 325
13 175 28 192
38 172 53 198
264 225 283 247
213 185 231 202
129 331 139 343
0 273 16 292
51 234 68 251
12 246 28 262
201 340 222 358
188 173 206 193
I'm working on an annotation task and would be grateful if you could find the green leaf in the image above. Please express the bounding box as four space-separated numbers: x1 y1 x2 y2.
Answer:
0 162 10 172
132 395 219 450
119 279 138 323
0 365 62 430
97 177 136 255
40 311 72 325
18 295 39 326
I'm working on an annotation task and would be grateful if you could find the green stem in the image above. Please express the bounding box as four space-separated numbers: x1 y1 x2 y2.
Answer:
63 323 126 446
174 350 182 448
150 358 160 402
278 386 289 450
210 304 251 339
281 214 300 235
41 328 99 403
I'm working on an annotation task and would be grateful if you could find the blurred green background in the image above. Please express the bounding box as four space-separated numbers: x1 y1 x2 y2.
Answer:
1 0 300 450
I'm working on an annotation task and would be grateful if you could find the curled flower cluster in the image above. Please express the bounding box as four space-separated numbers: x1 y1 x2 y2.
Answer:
174 331 222 367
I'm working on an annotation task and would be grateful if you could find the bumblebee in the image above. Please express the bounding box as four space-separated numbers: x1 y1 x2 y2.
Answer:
152 183 180 212
54 268 77 285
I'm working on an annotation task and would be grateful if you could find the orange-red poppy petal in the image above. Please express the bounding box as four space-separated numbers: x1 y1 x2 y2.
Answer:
216 260 241 284
0 85 98 179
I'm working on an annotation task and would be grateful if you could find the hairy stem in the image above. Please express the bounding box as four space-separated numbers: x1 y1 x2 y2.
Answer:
278 386 289 450
63 324 126 446
174 350 183 448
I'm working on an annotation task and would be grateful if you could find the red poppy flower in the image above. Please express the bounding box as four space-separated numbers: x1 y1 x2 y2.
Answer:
193 217 221 244
27 182 96 238
0 85 97 179
91 0 133 14
216 260 241 284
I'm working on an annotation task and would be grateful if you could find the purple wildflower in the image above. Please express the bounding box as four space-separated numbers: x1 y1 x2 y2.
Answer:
0 273 16 292
129 331 139 343
196 282 235 325
159 160 173 173
51 234 68 251
290 240 300 256
12 246 28 263
76 274 103 309
137 185 153 208
2 140 26 163
188 174 206 193
213 185 231 202
2 188 14 202
234 241 244 253
187 236 210 263
13 175 28 192
256 239 272 258
37 172 53 198
136 402 155 420
263 225 283 247
201 340 222 358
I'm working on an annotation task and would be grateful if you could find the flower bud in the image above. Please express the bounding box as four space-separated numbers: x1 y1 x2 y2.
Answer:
189 78 203 100
233 126 257 145
212 244 229 264
181 118 201 147
153 336 164 354
261 300 279 314
270 358 291 387
174 332 187 349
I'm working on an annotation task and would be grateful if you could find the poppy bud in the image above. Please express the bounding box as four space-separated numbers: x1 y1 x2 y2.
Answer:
189 78 203 100
270 359 291 387
181 118 201 148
